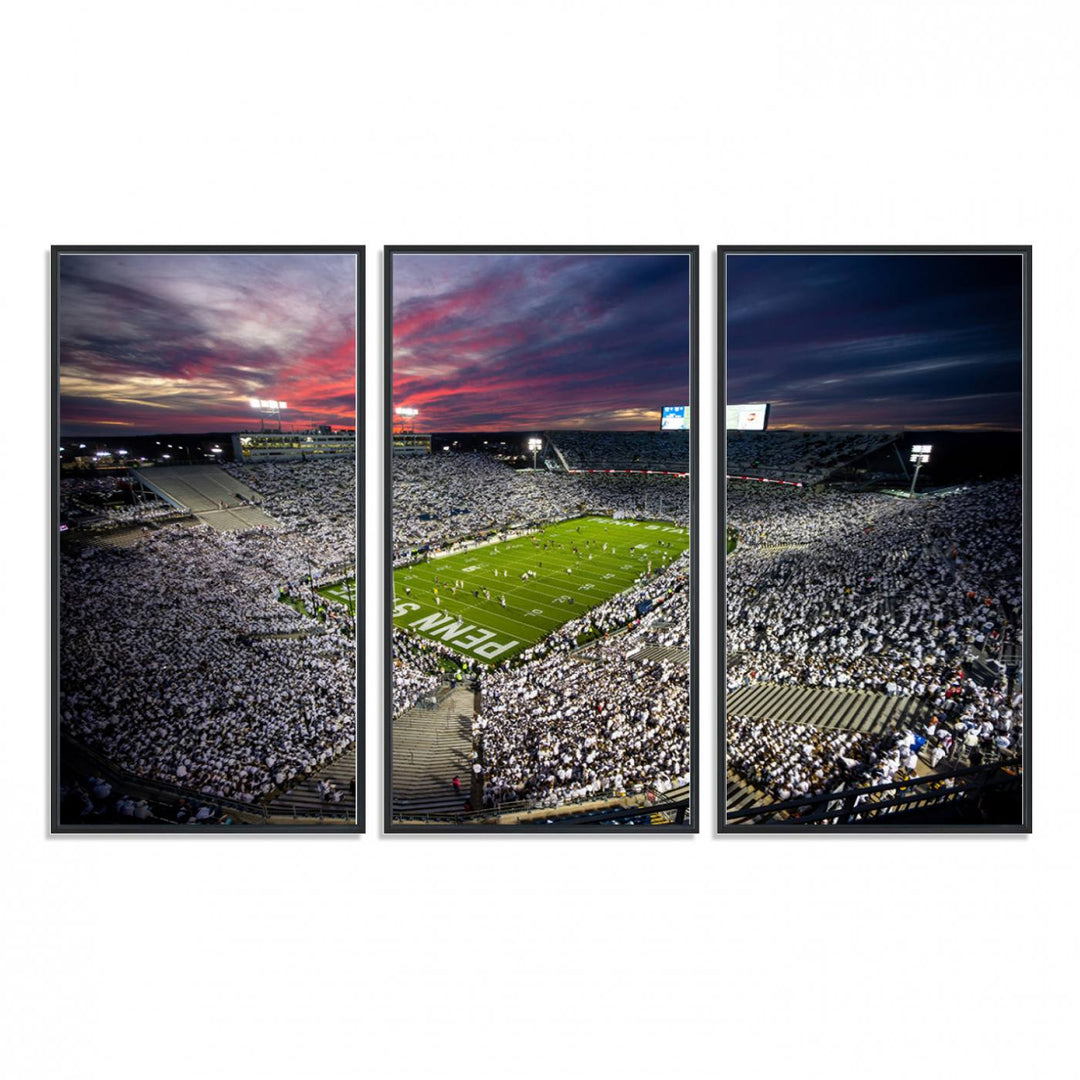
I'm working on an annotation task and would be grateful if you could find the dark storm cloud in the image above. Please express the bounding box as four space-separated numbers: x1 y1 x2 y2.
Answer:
58 253 356 434
392 252 691 430
726 253 1023 429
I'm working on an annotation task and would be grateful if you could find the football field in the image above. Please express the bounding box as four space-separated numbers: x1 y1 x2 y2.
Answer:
393 516 688 663
318 578 356 615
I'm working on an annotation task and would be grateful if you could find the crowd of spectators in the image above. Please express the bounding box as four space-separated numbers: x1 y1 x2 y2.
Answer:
475 572 690 806
59 459 356 813
726 478 1024 801
391 447 691 811
59 774 234 825
549 429 689 473
391 627 468 716
461 552 689 807
393 452 687 563
60 475 181 529
59 475 124 517
393 453 565 559
727 430 893 483
223 458 355 571
728 716 929 807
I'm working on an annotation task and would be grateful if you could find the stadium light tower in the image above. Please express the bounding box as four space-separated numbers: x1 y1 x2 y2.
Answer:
249 398 287 432
528 436 542 470
393 406 419 435
909 444 932 496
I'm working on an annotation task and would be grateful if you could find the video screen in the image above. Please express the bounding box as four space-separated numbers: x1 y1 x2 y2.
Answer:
661 405 690 430
725 403 769 430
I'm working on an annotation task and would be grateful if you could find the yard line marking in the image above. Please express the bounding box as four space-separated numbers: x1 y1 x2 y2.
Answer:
392 516 689 661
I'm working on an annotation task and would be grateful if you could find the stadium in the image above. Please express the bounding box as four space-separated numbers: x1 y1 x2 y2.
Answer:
724 417 1024 826
57 445 358 826
57 441 358 826
390 428 692 826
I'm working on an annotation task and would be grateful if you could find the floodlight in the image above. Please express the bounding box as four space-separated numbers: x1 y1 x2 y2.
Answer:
908 443 932 495
527 436 542 469
248 398 286 432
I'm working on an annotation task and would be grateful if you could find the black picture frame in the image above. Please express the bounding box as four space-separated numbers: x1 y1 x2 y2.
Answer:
384 245 699 833
718 245 1032 834
51 244 365 834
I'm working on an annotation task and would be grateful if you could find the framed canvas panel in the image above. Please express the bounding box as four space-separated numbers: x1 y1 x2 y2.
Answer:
385 246 698 831
52 246 364 832
719 246 1031 832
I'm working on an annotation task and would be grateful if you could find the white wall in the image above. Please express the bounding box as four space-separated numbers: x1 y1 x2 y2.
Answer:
2 2 1075 1077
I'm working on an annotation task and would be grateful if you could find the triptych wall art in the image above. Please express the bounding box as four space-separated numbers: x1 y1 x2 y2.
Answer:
50 244 1029 834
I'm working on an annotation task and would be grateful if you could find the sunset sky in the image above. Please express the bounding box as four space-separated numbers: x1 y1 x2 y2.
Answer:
392 252 691 430
726 252 1024 430
58 252 356 435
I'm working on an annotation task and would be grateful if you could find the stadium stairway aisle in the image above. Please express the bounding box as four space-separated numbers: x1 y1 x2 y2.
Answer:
759 542 811 555
267 746 357 821
630 645 691 665
725 769 784 822
725 682 933 735
392 684 477 818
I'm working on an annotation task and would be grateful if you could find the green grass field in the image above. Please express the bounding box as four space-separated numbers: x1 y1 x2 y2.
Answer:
317 578 356 615
393 516 688 664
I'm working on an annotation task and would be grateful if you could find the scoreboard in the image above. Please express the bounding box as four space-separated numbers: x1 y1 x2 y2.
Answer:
661 405 690 431
726 403 770 430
